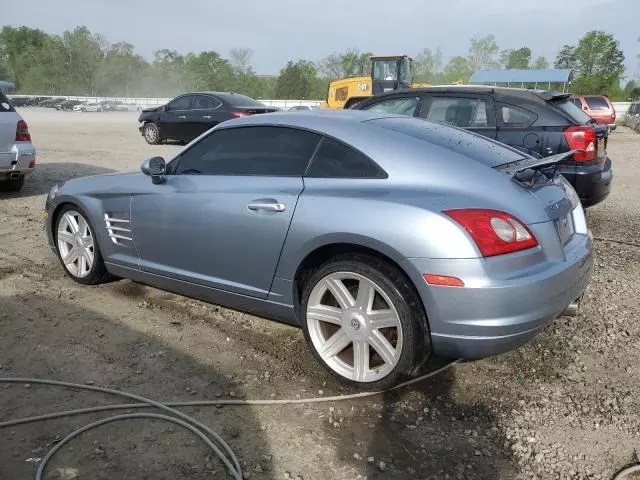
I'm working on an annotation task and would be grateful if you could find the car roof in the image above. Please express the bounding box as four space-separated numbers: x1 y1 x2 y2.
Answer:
375 85 571 105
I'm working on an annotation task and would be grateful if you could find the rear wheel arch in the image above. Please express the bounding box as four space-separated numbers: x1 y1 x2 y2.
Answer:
293 242 430 329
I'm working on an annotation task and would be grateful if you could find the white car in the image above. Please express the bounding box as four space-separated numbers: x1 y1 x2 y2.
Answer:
73 103 102 112
0 89 36 192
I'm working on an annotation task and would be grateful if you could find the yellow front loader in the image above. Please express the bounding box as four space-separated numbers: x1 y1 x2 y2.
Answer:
323 55 431 109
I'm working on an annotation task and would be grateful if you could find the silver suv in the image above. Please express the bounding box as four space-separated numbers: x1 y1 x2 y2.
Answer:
0 89 36 192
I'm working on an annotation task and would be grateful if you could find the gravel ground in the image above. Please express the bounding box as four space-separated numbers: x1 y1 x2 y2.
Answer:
0 108 639 480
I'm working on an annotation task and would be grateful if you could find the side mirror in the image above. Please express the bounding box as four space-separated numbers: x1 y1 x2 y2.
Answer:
141 156 166 184
160 105 167 112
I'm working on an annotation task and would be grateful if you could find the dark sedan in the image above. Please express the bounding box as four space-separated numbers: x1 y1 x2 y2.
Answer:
138 92 278 144
353 86 613 208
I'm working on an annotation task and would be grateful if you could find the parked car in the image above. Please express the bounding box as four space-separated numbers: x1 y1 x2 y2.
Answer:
353 86 613 208
44 110 592 389
571 95 616 129
57 99 83 111
137 92 278 144
288 105 319 111
73 102 102 112
0 89 36 192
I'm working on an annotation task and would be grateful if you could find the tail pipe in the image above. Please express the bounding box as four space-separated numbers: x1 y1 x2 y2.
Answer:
8 172 20 180
561 295 583 317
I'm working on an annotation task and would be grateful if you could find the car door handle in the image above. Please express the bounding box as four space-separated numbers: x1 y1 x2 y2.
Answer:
247 201 286 212
178 115 186 119
202 115 212 119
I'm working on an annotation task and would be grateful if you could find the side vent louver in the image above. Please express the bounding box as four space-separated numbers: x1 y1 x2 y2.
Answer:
104 213 132 246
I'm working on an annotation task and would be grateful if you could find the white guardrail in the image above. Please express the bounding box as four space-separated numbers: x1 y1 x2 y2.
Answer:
8 95 631 115
9 95 323 110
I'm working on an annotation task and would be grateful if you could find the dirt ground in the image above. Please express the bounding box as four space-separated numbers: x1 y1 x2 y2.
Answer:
1 108 639 480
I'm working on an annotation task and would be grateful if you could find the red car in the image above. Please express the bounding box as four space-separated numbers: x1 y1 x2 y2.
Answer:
571 95 617 129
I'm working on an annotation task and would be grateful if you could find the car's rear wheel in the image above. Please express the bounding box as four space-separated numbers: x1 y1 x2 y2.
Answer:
301 254 428 390
143 123 161 145
55 205 113 285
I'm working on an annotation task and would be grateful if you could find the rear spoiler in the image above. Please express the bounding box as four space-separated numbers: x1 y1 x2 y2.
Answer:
495 150 577 183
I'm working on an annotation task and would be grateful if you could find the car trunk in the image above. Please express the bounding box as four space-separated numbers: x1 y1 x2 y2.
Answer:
233 107 278 115
494 152 582 251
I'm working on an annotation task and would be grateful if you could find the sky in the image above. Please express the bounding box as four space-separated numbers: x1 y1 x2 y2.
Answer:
4 0 639 76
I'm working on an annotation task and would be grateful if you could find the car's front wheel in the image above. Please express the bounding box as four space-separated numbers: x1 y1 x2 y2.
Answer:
143 122 161 145
301 254 428 390
55 205 113 285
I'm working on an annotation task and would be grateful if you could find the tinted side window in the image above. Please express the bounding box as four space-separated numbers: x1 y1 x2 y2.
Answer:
169 95 193 110
423 97 489 127
192 95 221 109
0 91 14 112
306 137 387 179
498 104 537 127
174 126 320 176
364 97 418 116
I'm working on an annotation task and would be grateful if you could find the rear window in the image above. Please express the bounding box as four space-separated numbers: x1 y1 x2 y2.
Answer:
221 94 266 108
369 117 525 167
584 96 610 110
552 99 592 124
0 91 15 112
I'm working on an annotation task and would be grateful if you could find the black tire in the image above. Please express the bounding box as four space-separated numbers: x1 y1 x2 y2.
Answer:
1 176 25 192
300 253 429 390
54 204 114 285
143 122 161 145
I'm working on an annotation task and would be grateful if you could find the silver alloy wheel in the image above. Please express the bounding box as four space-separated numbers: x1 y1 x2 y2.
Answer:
57 210 95 278
306 272 403 383
144 124 158 143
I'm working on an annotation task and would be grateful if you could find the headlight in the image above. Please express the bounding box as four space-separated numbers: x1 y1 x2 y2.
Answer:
47 183 60 201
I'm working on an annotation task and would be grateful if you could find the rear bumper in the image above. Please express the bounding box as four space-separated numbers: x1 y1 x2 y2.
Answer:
401 232 593 360
0 142 36 179
556 158 612 208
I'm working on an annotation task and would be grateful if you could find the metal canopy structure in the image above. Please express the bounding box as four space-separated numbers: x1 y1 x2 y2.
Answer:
469 69 571 91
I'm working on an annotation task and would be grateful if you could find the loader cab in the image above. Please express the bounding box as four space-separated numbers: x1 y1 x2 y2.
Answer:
371 55 413 95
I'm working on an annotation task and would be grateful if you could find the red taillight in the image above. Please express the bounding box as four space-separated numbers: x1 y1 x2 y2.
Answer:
443 209 538 257
231 112 251 118
28 159 36 168
564 125 596 162
16 120 31 142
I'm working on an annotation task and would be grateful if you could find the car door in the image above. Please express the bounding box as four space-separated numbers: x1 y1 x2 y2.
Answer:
131 125 321 298
187 95 224 140
417 94 497 139
495 102 540 157
159 95 195 141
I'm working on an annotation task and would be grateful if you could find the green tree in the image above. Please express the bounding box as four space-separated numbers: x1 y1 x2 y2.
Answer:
554 44 578 70
183 51 234 92
0 26 49 89
532 56 550 69
442 56 474 84
468 34 499 70
557 31 625 95
414 47 443 83
61 26 104 94
96 42 146 96
229 48 263 97
275 60 317 99
500 47 532 69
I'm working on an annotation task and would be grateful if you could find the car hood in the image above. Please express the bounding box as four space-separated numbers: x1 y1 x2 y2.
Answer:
141 106 160 113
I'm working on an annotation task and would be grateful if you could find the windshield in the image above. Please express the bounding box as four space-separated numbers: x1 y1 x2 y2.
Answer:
372 60 398 81
585 96 610 110
553 99 592 124
369 117 526 167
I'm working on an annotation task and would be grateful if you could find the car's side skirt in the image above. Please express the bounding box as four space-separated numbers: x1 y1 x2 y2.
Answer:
105 262 299 327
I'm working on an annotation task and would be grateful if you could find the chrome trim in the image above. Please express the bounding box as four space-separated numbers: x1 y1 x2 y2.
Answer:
247 202 286 212
104 213 132 245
